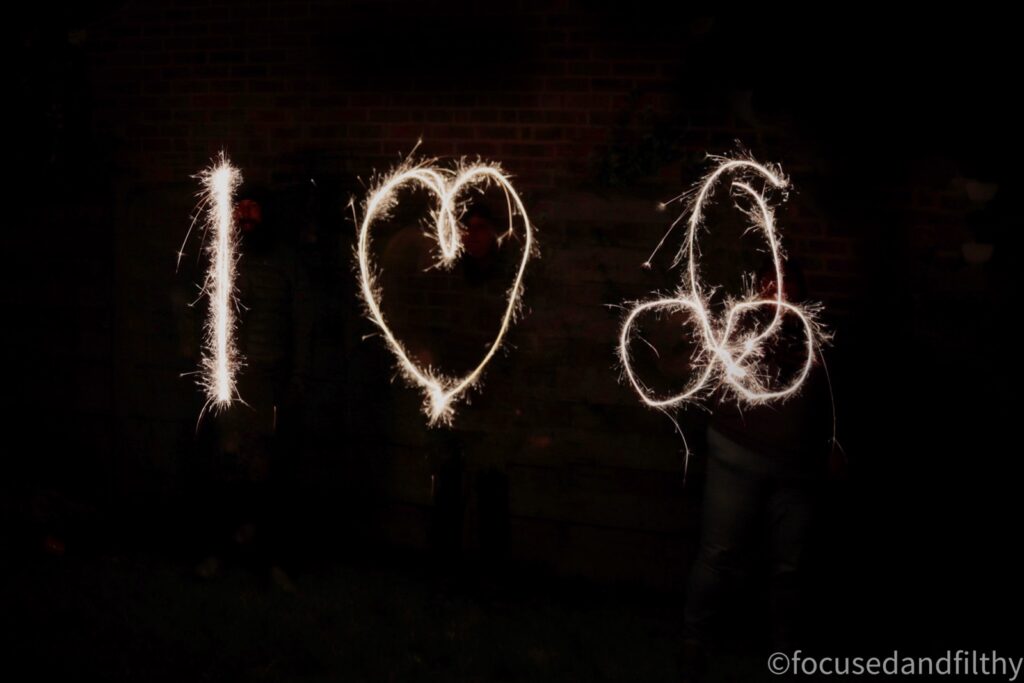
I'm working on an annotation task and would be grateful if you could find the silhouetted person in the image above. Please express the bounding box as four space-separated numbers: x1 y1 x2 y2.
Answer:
196 189 312 591
427 204 512 565
375 201 511 566
681 262 839 678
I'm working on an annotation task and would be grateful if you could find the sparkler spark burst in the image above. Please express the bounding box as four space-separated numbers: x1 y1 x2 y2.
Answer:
195 154 243 413
619 154 826 410
356 154 536 425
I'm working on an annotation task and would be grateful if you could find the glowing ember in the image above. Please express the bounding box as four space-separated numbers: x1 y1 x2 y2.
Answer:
355 152 536 425
619 154 825 410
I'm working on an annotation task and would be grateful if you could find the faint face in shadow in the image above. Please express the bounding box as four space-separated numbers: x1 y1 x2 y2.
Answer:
234 198 263 235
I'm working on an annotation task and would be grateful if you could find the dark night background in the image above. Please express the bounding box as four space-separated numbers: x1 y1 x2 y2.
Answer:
4 2 1019 680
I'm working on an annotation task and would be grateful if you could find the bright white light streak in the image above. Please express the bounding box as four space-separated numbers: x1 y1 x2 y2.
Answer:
355 151 536 426
190 154 243 415
619 154 826 411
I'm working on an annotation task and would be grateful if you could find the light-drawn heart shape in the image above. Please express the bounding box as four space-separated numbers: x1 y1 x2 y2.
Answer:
619 156 822 409
357 158 536 425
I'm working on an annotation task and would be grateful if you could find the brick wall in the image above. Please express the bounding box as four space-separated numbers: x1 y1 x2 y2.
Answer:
19 1 1003 589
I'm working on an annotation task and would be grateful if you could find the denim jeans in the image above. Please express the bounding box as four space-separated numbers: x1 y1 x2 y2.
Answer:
683 428 816 651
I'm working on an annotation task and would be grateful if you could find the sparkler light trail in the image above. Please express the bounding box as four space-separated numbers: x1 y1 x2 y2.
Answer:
355 152 536 426
618 154 826 411
186 154 243 415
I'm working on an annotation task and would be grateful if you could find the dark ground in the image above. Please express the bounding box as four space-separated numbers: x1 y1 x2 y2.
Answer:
4 549 724 682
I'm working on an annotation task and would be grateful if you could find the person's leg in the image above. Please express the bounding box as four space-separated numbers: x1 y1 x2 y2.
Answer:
266 428 300 586
683 454 764 649
766 480 815 651
195 418 242 579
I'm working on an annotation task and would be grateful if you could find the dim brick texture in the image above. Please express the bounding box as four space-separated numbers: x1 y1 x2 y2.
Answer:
52 0 978 588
